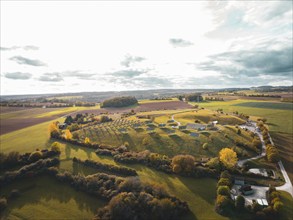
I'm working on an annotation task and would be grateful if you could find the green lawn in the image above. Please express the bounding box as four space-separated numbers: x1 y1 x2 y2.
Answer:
0 175 105 220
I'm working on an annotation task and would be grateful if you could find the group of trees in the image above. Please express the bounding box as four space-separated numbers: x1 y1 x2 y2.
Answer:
50 170 189 220
0 146 60 170
94 177 189 220
215 171 234 215
101 96 138 108
258 120 280 163
72 157 137 176
0 158 59 187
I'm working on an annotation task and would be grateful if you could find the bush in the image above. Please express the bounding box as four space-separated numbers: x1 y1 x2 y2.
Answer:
217 178 232 188
206 157 221 172
202 143 208 150
51 142 61 153
235 195 245 210
273 201 284 212
171 155 195 174
0 197 7 211
28 151 43 162
217 186 230 196
215 195 233 214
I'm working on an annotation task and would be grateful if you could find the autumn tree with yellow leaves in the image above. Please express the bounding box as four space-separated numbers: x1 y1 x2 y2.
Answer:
64 129 73 140
219 148 238 169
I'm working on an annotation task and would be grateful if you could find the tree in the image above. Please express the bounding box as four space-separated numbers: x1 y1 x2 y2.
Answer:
65 115 74 125
51 142 61 153
29 151 43 162
217 186 230 196
171 155 195 173
273 201 284 212
219 148 238 169
235 195 245 210
64 129 72 140
48 121 60 138
84 137 91 144
202 143 208 150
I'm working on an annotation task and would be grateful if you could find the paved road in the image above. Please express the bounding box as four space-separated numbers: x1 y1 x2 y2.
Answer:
238 121 293 197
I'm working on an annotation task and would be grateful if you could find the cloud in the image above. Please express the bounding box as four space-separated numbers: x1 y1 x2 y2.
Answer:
198 46 293 78
120 55 145 67
169 38 193 47
38 73 63 82
10 56 47 66
62 70 96 80
108 69 147 78
1 45 39 51
4 72 32 80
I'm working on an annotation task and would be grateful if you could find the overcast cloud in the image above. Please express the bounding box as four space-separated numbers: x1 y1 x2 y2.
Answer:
0 1 292 95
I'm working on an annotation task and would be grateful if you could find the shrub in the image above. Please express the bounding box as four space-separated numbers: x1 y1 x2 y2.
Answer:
84 137 91 145
0 197 7 211
235 195 245 210
29 151 43 162
215 195 232 214
217 186 230 196
202 143 208 150
171 155 195 174
206 157 221 172
217 178 232 188
51 142 61 153
273 201 284 212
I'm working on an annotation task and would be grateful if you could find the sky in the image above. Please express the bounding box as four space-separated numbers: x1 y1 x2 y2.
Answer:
1 1 292 95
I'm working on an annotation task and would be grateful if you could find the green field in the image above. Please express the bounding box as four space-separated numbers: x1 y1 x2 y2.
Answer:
73 111 256 159
1 101 292 220
0 175 105 220
233 101 293 110
197 100 293 133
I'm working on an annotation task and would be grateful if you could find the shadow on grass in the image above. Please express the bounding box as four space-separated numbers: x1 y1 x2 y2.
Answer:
0 175 105 219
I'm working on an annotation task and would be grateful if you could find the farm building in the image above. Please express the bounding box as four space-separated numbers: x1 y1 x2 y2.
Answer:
186 123 206 131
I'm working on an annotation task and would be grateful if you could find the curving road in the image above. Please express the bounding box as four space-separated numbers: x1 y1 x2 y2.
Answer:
238 121 293 197
171 115 181 127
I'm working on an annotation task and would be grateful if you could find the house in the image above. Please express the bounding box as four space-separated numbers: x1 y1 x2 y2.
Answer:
240 185 254 195
186 123 206 131
234 178 245 186
58 123 67 129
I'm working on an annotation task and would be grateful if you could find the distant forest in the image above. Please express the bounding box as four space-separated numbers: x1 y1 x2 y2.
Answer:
101 96 138 108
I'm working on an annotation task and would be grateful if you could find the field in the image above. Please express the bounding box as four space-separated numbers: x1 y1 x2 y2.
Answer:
197 99 293 133
1 99 292 220
73 110 256 159
0 175 105 219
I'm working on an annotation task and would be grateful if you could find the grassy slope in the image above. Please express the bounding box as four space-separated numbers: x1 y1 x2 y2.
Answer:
0 175 105 220
55 142 227 220
197 100 292 133
75 113 255 159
